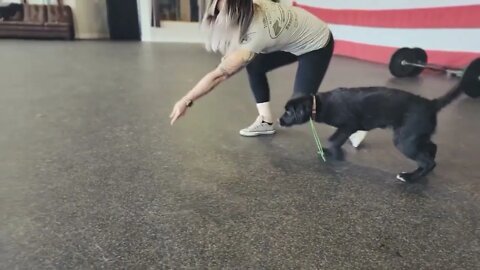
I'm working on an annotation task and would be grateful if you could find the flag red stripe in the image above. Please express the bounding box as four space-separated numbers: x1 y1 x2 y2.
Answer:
334 40 479 68
295 3 480 29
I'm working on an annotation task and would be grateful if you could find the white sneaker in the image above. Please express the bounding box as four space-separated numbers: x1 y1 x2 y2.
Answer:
349 130 367 148
239 116 276 137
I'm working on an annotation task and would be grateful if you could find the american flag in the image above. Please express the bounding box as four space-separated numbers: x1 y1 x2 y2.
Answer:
294 0 480 68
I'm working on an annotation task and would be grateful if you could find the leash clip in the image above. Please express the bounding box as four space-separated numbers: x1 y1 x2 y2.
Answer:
311 94 317 119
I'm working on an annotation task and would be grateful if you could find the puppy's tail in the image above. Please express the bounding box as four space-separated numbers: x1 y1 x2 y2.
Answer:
433 83 463 111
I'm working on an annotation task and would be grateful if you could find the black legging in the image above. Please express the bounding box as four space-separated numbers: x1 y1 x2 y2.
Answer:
246 32 334 103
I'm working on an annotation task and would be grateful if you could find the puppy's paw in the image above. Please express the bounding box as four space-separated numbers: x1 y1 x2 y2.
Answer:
396 173 408 182
322 147 344 161
396 172 417 183
321 147 332 156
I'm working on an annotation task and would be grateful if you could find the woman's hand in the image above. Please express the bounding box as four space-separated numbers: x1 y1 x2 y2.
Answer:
169 99 189 125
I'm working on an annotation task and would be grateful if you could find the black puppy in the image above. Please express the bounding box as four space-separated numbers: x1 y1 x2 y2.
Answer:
0 3 22 21
279 84 464 182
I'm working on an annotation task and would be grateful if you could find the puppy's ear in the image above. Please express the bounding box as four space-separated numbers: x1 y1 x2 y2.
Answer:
284 98 298 109
284 96 311 109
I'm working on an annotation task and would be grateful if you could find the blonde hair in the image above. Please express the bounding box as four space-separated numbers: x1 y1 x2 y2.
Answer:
201 0 255 55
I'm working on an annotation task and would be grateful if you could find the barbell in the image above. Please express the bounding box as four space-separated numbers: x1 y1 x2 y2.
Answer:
389 47 480 98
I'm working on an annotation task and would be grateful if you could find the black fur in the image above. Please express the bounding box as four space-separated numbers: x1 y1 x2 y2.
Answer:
0 3 22 21
279 84 464 182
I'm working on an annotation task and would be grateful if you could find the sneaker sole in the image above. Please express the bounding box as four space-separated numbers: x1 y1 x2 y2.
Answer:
349 131 367 148
239 130 276 137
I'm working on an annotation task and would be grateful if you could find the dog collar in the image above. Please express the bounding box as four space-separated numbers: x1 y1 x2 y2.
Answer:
312 94 317 119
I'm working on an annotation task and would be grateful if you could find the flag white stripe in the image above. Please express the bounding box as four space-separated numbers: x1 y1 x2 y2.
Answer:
330 24 480 52
296 0 480 10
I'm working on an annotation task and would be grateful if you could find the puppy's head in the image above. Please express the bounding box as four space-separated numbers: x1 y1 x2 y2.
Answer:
279 96 316 127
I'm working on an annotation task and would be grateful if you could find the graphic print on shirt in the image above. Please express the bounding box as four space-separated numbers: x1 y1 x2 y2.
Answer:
241 32 256 45
262 2 297 39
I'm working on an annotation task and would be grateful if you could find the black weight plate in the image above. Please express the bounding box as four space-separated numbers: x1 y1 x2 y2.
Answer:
461 58 480 98
411 47 427 76
413 47 428 63
389 47 424 77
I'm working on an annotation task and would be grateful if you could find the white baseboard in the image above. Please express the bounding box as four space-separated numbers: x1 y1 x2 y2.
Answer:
144 21 204 43
76 32 110 40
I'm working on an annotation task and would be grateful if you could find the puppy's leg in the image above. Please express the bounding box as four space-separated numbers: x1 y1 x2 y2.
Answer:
425 141 437 159
394 132 436 182
416 145 437 176
397 151 436 182
394 136 420 182
325 128 354 161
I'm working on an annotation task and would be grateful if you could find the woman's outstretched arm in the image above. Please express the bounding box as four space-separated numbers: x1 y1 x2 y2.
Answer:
170 49 256 125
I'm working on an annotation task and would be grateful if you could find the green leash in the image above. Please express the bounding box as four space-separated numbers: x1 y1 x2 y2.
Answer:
309 117 326 162
308 94 326 161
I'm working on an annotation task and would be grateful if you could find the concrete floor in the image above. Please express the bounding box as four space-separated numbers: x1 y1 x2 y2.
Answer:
1 41 479 269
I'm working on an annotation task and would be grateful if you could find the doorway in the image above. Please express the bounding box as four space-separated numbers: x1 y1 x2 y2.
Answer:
137 0 207 43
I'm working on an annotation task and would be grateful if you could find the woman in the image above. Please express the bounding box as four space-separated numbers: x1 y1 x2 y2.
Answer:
170 0 367 147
